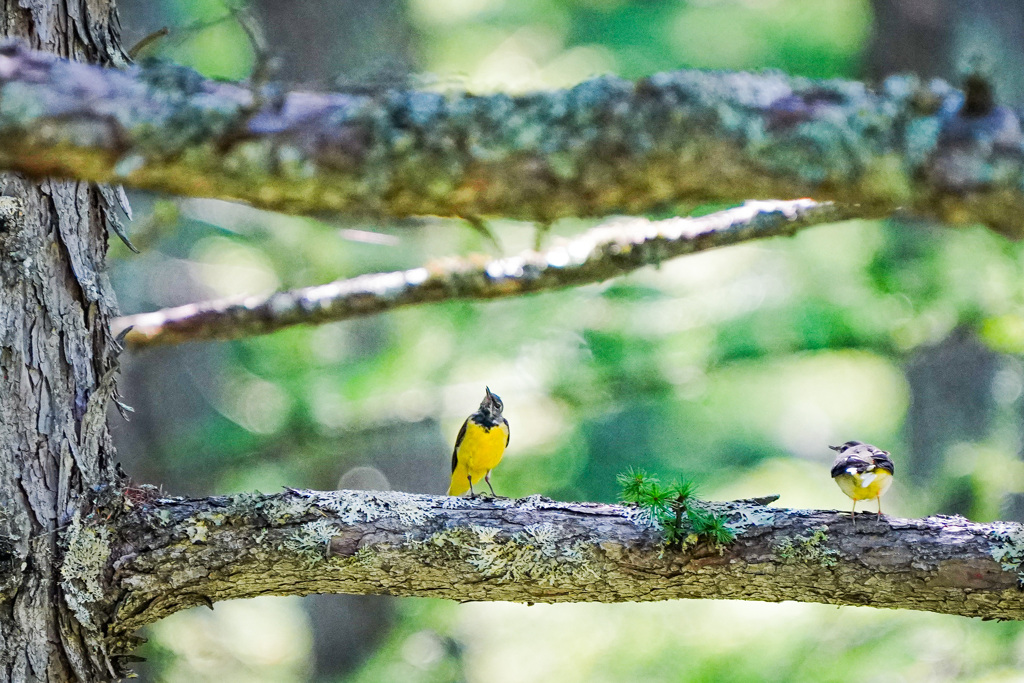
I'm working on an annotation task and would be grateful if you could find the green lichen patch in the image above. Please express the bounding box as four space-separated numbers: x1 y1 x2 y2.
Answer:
773 526 838 569
988 522 1024 585
284 519 340 566
60 511 112 628
422 523 599 586
249 491 319 523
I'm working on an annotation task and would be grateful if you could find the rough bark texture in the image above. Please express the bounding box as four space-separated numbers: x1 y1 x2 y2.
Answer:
0 44 1021 233
0 3 124 682
114 199 845 347
74 488 1024 640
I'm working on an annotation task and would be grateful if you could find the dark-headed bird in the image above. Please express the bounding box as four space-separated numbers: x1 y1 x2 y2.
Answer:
829 440 894 523
447 387 509 497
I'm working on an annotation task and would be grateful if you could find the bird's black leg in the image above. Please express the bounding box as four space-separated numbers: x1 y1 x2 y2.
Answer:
485 471 497 497
468 476 476 499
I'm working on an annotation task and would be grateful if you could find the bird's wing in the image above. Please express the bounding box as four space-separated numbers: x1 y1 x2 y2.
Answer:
502 418 510 447
830 449 875 478
871 450 894 475
451 418 469 472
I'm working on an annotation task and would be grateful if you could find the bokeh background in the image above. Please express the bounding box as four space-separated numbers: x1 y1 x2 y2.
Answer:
108 1 1024 681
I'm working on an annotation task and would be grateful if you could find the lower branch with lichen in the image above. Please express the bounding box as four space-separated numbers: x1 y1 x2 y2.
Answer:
34 486 1024 665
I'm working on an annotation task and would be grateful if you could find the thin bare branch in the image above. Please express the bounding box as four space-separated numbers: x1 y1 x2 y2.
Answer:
0 42 1021 232
113 199 847 347
91 488 1024 647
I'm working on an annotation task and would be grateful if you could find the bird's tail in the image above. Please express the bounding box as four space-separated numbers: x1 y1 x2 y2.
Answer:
447 468 470 496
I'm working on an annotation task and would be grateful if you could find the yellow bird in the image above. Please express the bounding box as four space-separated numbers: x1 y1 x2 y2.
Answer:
830 440 894 522
447 387 509 497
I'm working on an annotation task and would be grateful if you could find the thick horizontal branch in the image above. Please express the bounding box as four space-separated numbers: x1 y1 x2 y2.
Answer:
113 199 844 346
86 487 1024 652
0 42 1022 232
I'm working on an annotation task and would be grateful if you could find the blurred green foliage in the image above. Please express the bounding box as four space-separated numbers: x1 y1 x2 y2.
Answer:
111 0 1024 680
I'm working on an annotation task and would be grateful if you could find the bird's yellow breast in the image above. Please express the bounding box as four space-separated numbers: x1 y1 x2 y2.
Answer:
834 470 893 501
457 421 508 475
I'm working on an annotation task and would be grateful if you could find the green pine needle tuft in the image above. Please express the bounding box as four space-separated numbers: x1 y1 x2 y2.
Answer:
686 506 714 533
618 469 735 549
706 515 736 545
644 481 675 509
670 479 699 503
617 467 653 504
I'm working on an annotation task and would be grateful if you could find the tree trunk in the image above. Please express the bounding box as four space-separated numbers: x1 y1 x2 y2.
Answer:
0 2 123 681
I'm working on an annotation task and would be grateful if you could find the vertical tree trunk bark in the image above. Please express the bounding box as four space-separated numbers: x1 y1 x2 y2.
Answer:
0 3 123 681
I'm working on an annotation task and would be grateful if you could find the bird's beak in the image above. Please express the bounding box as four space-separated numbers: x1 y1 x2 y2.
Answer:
485 386 493 399
828 444 842 452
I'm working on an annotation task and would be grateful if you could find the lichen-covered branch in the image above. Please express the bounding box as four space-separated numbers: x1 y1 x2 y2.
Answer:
0 43 1022 234
89 487 1024 650
113 199 844 347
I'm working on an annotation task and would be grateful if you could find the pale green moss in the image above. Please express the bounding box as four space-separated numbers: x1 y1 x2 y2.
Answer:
773 526 838 569
60 511 111 628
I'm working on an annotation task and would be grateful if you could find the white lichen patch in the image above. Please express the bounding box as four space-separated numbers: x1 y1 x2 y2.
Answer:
988 521 1024 582
619 504 662 529
470 524 500 543
438 496 475 510
187 521 209 544
317 490 434 526
715 503 778 535
513 495 547 511
60 511 112 628
514 495 561 511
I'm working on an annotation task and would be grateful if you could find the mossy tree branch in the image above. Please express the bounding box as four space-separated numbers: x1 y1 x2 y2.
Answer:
0 42 1023 233
72 487 1024 655
113 199 845 347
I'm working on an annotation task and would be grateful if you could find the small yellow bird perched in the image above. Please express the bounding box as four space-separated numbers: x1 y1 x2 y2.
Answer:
830 440 894 523
447 387 509 497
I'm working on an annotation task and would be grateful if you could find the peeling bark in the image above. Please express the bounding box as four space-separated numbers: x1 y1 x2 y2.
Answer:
87 489 1024 641
0 44 1018 232
0 2 124 682
113 199 846 347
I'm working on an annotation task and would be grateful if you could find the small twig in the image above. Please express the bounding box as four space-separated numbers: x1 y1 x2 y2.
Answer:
112 199 849 347
127 27 170 61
